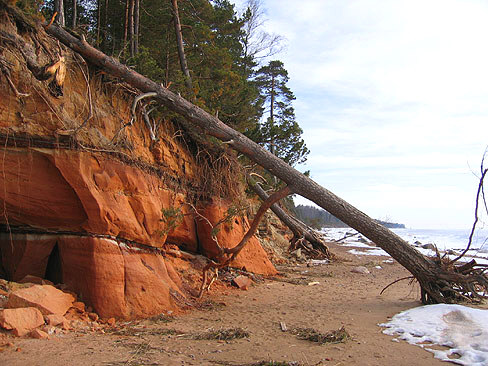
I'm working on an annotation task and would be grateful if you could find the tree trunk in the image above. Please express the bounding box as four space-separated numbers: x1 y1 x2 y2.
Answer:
72 0 77 28
269 75 275 155
248 177 331 258
104 0 108 51
54 0 65 26
170 0 192 90
128 0 135 57
96 0 100 45
123 0 129 57
42 23 488 304
134 0 140 54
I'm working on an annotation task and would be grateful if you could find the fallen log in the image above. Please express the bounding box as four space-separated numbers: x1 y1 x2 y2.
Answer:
6 11 481 303
247 175 332 259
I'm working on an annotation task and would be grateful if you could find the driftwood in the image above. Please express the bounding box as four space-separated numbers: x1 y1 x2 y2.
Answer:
247 175 332 259
0 6 482 303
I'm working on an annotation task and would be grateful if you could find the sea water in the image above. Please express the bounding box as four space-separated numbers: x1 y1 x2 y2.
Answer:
321 227 488 259
391 228 488 253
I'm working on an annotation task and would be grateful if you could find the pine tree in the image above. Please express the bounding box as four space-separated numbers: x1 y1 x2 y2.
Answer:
251 60 309 166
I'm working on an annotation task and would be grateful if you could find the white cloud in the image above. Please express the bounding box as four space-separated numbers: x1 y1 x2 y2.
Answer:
232 0 488 229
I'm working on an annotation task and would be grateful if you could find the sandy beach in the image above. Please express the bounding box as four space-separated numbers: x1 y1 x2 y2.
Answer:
1 241 462 366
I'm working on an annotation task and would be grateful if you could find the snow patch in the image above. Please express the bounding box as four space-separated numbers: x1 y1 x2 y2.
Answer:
380 304 488 365
348 248 389 256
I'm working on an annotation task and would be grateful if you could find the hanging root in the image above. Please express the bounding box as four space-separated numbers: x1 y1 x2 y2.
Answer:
197 185 293 299
111 91 157 143
0 56 29 98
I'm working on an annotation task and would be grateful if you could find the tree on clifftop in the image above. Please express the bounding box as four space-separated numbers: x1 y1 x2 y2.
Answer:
248 60 309 167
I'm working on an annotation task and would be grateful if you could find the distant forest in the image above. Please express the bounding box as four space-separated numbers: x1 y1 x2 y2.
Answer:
293 205 405 230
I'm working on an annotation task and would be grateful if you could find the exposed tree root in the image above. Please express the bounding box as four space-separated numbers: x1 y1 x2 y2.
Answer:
0 56 29 97
418 257 488 304
197 185 292 298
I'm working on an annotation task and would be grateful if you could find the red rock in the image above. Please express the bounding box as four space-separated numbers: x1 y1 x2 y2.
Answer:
0 234 57 282
88 312 99 322
0 289 8 296
44 314 65 326
0 150 275 320
232 275 253 290
12 328 30 337
41 325 56 334
71 302 85 313
0 149 198 250
19 275 53 286
0 308 44 334
51 150 197 249
58 237 183 319
107 318 116 326
29 329 49 339
61 320 71 330
0 149 88 231
196 199 277 276
121 249 185 319
6 285 75 315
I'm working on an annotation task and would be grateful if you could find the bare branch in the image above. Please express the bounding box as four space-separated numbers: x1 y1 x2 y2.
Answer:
452 151 488 263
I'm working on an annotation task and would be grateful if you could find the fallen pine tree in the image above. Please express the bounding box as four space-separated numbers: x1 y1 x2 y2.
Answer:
247 174 332 259
1 0 486 304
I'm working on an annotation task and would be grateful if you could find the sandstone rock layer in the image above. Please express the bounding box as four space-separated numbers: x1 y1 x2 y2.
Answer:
6 285 75 315
0 14 277 319
0 307 44 333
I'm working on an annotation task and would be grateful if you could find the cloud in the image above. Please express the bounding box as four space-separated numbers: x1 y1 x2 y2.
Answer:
232 0 488 229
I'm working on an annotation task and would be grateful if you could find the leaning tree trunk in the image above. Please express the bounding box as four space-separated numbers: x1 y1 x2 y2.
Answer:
38 20 487 304
248 176 332 258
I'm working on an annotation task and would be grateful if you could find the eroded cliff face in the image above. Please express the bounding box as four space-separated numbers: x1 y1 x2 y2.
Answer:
0 8 276 319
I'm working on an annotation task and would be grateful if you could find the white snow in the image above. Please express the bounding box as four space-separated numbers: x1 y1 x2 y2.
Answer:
321 228 488 265
347 248 389 256
380 304 488 365
341 242 374 248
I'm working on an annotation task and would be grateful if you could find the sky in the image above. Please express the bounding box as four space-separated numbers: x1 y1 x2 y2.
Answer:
230 0 488 230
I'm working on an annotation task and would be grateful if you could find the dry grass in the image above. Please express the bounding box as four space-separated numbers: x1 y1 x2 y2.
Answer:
192 327 250 341
291 326 350 345
111 327 178 337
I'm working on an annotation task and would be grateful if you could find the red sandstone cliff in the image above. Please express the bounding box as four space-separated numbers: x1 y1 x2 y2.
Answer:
0 8 277 319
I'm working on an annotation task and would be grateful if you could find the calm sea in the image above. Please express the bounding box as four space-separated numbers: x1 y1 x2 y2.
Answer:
391 228 488 252
322 227 488 253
